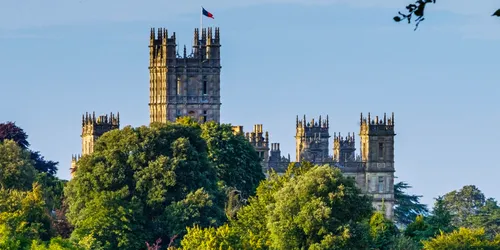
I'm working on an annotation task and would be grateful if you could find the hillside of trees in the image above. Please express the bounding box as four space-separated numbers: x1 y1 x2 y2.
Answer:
1 119 500 249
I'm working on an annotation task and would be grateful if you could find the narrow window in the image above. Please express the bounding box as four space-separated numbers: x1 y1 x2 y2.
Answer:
202 110 207 122
202 81 208 95
378 176 384 192
379 142 384 160
176 77 182 95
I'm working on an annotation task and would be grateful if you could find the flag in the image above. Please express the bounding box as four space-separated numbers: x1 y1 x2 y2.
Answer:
202 7 214 19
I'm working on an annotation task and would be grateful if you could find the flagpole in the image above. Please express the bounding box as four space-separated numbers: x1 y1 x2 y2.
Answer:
200 6 203 34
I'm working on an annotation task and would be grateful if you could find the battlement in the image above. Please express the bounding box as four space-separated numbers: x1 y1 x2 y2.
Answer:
71 154 81 162
360 112 395 135
245 124 269 148
150 27 221 62
82 111 120 136
334 132 356 148
296 115 329 130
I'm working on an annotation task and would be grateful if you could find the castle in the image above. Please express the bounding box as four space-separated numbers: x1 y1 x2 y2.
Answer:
70 27 396 219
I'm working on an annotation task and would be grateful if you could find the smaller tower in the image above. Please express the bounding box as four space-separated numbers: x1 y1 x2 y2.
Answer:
71 112 120 177
295 115 330 163
333 132 356 163
246 124 270 171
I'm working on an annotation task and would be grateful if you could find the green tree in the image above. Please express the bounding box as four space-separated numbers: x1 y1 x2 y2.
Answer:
388 235 421 250
200 121 265 198
0 183 53 250
0 122 58 175
369 212 399 249
468 198 500 239
0 139 36 190
64 123 226 249
441 185 486 228
422 227 500 249
181 224 242 250
394 181 429 226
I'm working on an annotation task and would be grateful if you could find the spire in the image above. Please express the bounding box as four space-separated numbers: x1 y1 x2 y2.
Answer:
183 45 187 58
392 112 395 125
327 115 329 128
296 115 299 127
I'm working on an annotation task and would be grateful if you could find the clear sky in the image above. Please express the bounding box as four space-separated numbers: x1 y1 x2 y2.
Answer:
1 0 499 207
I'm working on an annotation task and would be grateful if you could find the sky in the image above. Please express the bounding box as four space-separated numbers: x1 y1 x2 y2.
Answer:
1 0 499 207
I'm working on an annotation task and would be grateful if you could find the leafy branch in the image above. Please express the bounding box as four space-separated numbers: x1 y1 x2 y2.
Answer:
393 0 436 31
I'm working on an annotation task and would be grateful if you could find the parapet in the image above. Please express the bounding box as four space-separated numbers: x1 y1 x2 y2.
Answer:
231 125 244 135
334 132 356 148
296 115 329 130
82 111 120 136
360 112 395 135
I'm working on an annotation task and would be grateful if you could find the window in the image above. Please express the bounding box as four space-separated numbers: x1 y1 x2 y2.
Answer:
202 110 207 123
379 142 384 160
378 176 384 192
176 77 182 95
202 81 208 95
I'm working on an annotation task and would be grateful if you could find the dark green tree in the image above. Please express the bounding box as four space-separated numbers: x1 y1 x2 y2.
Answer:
441 185 486 228
394 181 429 226
468 198 500 239
0 122 58 176
64 123 226 249
200 121 265 198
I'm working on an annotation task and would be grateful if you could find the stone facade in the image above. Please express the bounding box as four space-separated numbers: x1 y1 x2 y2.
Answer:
233 112 396 219
70 112 120 177
148 28 221 124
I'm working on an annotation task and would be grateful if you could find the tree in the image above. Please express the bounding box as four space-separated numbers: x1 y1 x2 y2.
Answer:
421 227 500 249
393 0 436 31
394 181 429 226
441 185 486 228
200 121 265 198
468 198 500 239
0 122 58 176
369 212 399 249
0 183 53 249
64 123 226 249
235 163 372 249
0 140 36 190
0 122 30 149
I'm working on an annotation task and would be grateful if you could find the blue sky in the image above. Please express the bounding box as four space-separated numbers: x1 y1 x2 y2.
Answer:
1 0 499 207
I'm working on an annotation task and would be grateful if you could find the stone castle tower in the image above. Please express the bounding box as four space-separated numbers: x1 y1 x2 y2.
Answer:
149 27 221 124
359 112 396 217
295 115 331 163
70 112 120 176
333 132 356 164
245 124 270 172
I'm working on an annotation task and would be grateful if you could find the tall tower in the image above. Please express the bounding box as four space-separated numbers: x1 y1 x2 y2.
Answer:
359 112 396 219
333 132 356 163
149 27 221 124
246 124 270 171
295 115 330 163
70 112 120 177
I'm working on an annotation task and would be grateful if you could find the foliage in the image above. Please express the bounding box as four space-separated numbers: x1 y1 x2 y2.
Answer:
181 225 242 250
393 0 436 31
0 140 36 190
64 122 226 249
441 185 486 228
394 181 429 226
0 183 53 249
369 212 399 249
0 122 58 175
422 227 500 249
31 237 83 250
233 163 373 249
388 235 421 250
200 121 265 198
0 121 30 149
468 198 500 239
